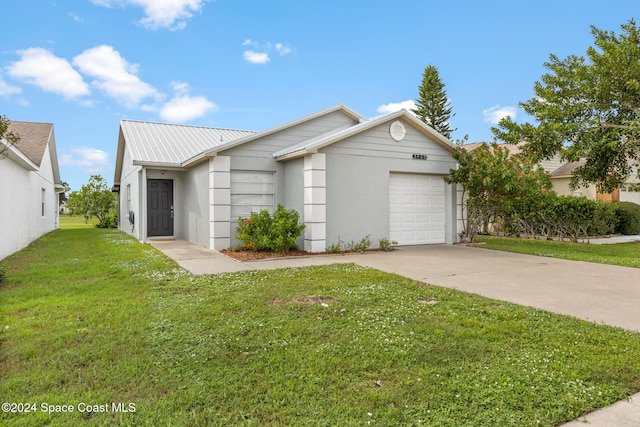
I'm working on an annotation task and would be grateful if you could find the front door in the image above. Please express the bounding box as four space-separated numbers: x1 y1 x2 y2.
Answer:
147 179 174 237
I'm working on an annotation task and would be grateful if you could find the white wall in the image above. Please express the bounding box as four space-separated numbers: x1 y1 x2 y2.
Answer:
117 146 142 239
0 145 59 260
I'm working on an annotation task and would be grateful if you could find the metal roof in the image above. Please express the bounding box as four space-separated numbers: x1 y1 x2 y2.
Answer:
120 120 255 165
195 104 364 160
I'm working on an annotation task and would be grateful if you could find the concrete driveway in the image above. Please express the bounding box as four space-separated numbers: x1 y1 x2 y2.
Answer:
151 241 640 332
150 240 640 426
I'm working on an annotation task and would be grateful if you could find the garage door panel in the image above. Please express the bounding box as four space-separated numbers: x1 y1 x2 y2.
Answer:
389 173 445 245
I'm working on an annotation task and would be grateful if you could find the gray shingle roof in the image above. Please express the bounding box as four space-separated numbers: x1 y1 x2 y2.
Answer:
120 120 255 164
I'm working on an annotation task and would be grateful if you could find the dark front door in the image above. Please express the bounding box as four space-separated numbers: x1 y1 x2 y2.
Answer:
147 179 174 237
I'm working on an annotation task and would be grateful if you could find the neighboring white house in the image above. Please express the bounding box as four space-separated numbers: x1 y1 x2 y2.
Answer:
0 121 63 260
113 105 460 252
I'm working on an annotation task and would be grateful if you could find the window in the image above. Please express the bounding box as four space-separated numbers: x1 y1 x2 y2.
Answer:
230 171 275 220
41 188 46 217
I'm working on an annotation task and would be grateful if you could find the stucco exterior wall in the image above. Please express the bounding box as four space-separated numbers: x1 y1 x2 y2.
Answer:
282 157 305 249
181 162 209 247
218 112 354 248
320 121 458 247
117 146 142 240
0 145 59 260
551 177 597 199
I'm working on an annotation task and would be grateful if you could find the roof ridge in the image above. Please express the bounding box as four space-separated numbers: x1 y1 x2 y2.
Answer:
120 119 256 134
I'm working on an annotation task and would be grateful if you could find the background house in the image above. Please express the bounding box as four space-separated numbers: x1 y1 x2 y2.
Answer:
463 142 640 203
113 105 460 252
0 121 63 260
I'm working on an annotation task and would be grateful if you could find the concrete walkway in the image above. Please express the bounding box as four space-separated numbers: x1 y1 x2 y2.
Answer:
149 239 640 426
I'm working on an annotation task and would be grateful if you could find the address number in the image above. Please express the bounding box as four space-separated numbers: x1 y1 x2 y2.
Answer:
412 154 428 160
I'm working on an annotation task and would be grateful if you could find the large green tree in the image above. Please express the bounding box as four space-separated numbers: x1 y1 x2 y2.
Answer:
412 64 455 139
67 175 117 227
493 19 640 193
0 114 20 158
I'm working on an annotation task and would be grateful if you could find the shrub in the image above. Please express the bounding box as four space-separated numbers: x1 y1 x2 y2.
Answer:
326 237 344 254
96 212 118 228
378 238 398 252
236 205 306 254
588 201 618 236
0 266 5 285
615 202 640 235
346 235 371 253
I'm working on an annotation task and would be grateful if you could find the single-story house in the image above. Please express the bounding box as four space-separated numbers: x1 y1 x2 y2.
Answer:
549 159 640 203
113 105 460 252
0 121 63 260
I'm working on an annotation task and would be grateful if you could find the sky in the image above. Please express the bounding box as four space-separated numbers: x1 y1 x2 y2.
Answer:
0 0 637 191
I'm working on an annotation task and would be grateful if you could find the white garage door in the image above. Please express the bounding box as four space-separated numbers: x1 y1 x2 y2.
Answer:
621 187 640 205
389 173 446 245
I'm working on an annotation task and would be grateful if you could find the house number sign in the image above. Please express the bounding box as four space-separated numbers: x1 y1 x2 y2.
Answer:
412 154 428 160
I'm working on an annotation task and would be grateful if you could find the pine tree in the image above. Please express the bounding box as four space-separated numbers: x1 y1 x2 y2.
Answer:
412 65 455 139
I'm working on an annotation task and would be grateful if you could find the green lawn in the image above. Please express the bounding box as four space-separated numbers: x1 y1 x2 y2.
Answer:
2 228 640 426
59 214 98 229
475 235 640 268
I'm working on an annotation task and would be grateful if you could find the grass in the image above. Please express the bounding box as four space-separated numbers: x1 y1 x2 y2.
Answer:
2 228 640 426
475 235 640 268
59 214 98 229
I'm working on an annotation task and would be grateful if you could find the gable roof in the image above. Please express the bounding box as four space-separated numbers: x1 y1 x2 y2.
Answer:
119 120 255 165
549 159 586 178
2 121 61 186
184 104 364 166
272 109 455 160
114 105 454 185
6 121 53 167
461 141 485 152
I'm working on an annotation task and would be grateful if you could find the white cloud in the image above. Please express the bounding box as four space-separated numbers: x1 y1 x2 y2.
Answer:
159 81 216 122
243 50 270 65
242 40 292 64
91 0 207 30
483 105 517 124
242 39 258 48
69 12 84 22
377 100 417 114
6 47 90 99
169 81 190 95
59 146 110 172
73 45 161 108
275 43 291 56
0 74 22 97
160 95 217 122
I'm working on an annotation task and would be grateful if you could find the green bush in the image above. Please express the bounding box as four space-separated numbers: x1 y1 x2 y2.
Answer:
378 238 398 252
96 212 118 228
236 205 306 254
615 202 640 235
326 237 344 254
500 194 618 241
588 201 618 236
346 235 371 253
0 266 5 284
